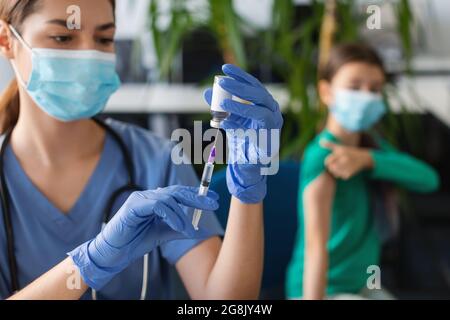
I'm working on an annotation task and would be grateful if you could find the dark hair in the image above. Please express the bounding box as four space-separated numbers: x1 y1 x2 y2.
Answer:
319 43 385 82
0 0 116 134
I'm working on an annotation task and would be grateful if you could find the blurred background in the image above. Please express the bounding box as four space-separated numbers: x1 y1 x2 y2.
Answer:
1 0 449 299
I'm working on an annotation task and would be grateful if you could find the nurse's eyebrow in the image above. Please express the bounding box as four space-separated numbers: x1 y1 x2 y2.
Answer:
46 19 68 27
96 22 116 31
45 20 116 31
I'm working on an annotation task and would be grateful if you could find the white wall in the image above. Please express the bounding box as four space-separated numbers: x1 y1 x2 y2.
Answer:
115 0 151 40
0 57 13 93
411 0 450 56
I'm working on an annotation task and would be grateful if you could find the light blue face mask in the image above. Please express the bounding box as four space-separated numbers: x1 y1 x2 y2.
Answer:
330 88 386 132
9 25 121 122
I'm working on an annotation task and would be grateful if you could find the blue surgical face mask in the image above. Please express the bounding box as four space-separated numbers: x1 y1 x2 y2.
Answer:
330 88 386 132
9 25 121 122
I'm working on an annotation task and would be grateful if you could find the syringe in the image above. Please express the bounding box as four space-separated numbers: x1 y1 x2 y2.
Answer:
192 145 217 230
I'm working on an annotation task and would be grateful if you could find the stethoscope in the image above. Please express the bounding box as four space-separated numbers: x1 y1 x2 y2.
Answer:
0 118 149 300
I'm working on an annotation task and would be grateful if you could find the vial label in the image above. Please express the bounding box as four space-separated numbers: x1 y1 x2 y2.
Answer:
211 76 232 113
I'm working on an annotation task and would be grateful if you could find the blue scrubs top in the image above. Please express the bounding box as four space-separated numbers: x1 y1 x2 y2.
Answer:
0 119 224 300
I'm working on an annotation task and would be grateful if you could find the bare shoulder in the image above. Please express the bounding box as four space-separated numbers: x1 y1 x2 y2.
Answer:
304 171 336 201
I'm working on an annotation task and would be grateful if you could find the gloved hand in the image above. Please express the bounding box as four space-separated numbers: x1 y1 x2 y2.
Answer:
68 185 219 290
204 64 283 204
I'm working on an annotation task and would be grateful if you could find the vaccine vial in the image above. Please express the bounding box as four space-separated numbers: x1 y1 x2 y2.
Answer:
210 75 232 129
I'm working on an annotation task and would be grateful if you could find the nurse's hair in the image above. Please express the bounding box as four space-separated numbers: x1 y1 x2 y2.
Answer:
319 43 386 82
0 0 116 134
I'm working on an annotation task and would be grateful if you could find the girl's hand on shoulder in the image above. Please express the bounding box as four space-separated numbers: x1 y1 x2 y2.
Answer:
320 139 374 180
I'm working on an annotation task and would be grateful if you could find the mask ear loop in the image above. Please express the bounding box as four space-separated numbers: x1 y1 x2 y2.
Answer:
8 25 33 88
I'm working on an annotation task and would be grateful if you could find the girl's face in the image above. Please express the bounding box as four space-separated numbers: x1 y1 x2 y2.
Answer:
319 62 386 107
0 0 115 83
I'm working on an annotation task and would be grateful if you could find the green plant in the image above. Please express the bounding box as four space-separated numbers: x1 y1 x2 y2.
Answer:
381 0 424 157
149 0 196 81
271 0 420 160
148 0 419 159
270 0 326 159
209 0 247 68
396 0 414 73
265 0 360 159
148 0 247 81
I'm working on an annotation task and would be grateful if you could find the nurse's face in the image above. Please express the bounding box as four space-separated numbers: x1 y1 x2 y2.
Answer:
2 0 116 83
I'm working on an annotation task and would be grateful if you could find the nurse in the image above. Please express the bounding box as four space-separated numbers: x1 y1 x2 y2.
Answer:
0 0 283 299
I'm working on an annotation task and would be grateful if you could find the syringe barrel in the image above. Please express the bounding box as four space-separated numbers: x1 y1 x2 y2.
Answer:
197 185 209 197
192 162 215 231
200 163 215 187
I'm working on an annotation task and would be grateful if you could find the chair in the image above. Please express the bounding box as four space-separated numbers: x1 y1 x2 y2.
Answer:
210 161 300 299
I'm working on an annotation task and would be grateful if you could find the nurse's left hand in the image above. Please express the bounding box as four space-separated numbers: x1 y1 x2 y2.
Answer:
204 64 284 204
68 185 219 290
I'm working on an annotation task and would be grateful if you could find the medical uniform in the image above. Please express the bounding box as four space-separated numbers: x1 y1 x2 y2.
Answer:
0 119 224 299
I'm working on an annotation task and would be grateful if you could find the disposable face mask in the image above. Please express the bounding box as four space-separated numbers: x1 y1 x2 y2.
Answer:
9 25 121 122
330 88 386 132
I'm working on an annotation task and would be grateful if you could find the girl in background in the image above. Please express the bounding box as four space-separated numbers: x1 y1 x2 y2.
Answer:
286 43 440 300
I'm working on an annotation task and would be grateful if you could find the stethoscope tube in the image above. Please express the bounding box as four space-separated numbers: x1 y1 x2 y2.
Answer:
0 118 148 299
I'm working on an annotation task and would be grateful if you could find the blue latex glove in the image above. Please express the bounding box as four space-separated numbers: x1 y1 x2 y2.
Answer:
68 185 219 290
204 64 284 204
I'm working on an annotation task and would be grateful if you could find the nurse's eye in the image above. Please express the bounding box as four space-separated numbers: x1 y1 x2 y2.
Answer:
346 81 362 91
97 38 114 45
50 35 72 44
370 85 383 93
347 85 362 91
370 88 382 94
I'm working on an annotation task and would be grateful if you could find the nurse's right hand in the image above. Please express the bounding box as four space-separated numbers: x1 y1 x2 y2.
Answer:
68 185 219 290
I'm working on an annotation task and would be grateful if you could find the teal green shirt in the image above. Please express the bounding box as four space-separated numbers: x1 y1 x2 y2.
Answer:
286 130 440 298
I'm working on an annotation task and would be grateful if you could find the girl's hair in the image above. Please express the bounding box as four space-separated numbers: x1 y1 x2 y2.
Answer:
319 42 386 82
0 0 116 134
